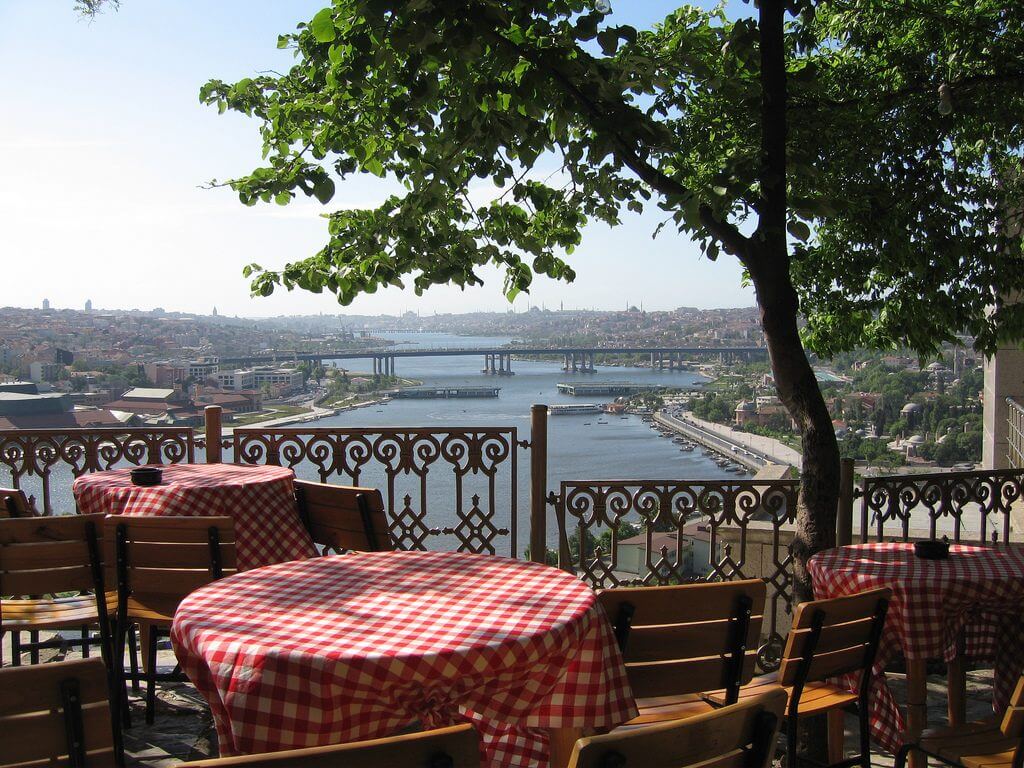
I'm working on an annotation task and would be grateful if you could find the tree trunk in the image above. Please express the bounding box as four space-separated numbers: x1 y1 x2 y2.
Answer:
750 261 840 599
753 0 839 602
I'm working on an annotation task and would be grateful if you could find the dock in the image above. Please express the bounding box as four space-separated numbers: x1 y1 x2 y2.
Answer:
385 386 500 399
654 412 783 472
557 381 667 396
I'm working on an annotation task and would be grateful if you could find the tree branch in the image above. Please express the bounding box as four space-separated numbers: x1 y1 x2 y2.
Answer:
482 27 753 260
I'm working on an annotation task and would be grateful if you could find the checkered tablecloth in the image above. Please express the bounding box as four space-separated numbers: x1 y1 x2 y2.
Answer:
72 464 317 570
808 542 1024 753
170 550 636 767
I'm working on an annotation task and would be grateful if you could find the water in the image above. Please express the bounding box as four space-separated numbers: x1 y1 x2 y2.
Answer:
312 332 735 552
3 332 736 556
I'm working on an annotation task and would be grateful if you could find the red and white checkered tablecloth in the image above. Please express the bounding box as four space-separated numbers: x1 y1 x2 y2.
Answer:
170 550 636 767
72 464 317 570
808 542 1024 753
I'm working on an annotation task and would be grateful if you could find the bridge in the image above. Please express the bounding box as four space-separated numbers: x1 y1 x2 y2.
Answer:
218 346 768 377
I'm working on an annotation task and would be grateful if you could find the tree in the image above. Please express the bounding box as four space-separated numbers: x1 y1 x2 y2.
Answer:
201 0 1024 594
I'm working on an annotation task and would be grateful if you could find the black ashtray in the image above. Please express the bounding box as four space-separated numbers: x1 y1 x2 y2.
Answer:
914 539 949 560
130 467 163 487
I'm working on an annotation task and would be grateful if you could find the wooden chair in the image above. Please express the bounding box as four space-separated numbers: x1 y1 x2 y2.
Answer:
106 515 236 725
0 487 37 518
0 656 123 768
0 514 114 668
568 687 787 768
598 579 767 727
179 723 480 767
706 587 891 768
895 673 1024 768
294 479 392 553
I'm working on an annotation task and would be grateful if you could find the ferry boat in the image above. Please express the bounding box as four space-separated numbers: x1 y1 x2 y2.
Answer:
548 403 602 415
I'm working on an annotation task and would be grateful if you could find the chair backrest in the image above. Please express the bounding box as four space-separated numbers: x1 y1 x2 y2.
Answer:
0 513 107 600
0 487 36 518
569 688 787 768
0 657 119 768
1001 673 1024 739
179 723 479 768
778 587 891 691
294 479 392 553
105 515 236 607
598 579 767 702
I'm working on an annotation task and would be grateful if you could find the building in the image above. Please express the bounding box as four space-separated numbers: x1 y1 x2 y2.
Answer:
187 358 219 382
615 522 717 579
144 362 188 388
28 361 62 383
0 383 125 429
215 369 256 391
251 367 305 396
104 387 200 425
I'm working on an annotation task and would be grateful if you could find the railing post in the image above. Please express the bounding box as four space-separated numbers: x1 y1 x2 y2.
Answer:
837 457 854 546
204 406 223 464
530 404 548 563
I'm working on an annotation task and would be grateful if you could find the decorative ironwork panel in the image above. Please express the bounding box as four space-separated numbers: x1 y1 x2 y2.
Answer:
232 427 523 556
552 478 800 671
860 468 1024 544
0 428 195 515
1007 397 1024 470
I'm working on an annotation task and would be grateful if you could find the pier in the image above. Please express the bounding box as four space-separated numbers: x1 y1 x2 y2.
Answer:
385 386 501 399
557 382 667 397
654 411 799 472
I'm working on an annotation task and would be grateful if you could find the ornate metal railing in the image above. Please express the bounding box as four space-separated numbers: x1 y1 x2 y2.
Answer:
0 427 196 515
549 478 801 671
229 427 525 556
859 468 1023 544
1007 397 1024 470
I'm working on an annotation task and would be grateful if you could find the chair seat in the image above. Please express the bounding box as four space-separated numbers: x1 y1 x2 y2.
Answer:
2 593 114 630
919 718 1020 768
125 595 180 624
704 672 856 716
617 694 716 728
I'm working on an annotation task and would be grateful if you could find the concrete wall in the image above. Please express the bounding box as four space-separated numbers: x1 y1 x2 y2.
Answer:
983 345 1024 469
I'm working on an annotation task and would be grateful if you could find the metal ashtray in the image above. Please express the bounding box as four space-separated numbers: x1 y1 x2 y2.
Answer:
130 467 163 487
914 539 950 560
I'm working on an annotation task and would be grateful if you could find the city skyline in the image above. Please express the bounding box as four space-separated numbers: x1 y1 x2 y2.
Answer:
0 1 754 318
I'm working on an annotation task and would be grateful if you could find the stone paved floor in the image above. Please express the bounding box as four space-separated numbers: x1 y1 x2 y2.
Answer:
1 631 1004 766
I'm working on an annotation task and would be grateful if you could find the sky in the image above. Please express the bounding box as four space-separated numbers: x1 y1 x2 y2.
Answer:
0 1 756 318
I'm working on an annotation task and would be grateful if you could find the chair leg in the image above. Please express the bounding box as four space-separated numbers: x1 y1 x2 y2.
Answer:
827 709 846 766
128 625 140 693
145 627 159 725
82 626 91 658
858 703 871 768
788 714 800 768
894 744 913 768
114 621 132 730
29 630 40 664
11 631 22 666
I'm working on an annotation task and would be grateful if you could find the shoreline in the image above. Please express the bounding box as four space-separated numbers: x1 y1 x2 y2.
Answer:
224 397 388 433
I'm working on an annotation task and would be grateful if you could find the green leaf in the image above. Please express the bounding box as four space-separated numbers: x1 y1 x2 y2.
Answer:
787 220 811 242
310 9 336 43
597 29 619 56
313 177 335 204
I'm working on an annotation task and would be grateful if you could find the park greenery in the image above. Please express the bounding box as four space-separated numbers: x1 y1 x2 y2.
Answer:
200 0 1024 585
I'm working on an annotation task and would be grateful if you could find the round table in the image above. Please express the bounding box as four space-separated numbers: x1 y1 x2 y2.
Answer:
808 542 1024 757
170 550 636 767
72 463 317 570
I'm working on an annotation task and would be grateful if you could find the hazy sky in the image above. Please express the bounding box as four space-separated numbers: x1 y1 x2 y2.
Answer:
0 1 755 318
